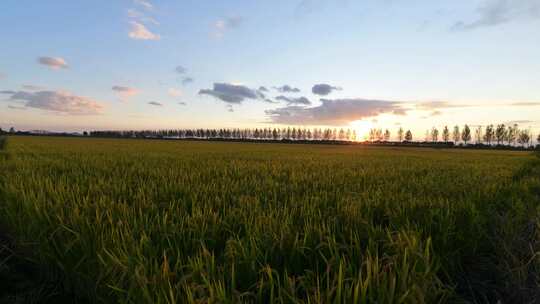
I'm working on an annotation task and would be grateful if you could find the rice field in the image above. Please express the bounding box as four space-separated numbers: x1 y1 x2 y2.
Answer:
1 136 539 303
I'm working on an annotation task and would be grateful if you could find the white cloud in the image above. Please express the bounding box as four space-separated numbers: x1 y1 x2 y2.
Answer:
37 57 68 69
134 0 153 10
4 90 104 115
129 21 160 40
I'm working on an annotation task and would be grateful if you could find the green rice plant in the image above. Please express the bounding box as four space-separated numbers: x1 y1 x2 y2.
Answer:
0 136 539 303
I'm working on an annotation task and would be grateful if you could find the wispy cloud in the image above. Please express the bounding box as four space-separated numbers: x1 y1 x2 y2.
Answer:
129 21 160 40
213 16 243 38
127 9 159 25
266 98 404 125
182 77 194 85
3 90 104 115
452 0 540 31
112 86 139 102
511 102 540 106
37 57 68 69
175 66 186 74
134 0 153 10
21 84 43 91
274 85 301 93
275 95 312 105
148 101 163 106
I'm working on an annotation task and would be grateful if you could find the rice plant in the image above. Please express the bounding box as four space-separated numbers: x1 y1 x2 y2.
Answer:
0 136 539 303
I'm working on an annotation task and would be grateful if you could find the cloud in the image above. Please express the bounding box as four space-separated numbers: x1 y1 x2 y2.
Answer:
259 86 269 92
275 95 312 105
0 73 5 80
312 83 341 96
511 102 540 106
112 86 139 101
430 110 442 116
226 104 234 112
38 57 68 69
148 101 163 106
182 77 194 85
175 66 186 74
129 21 160 40
134 0 153 10
415 101 474 110
127 9 159 25
178 102 187 106
452 0 540 31
274 85 301 93
0 90 17 94
199 83 261 104
21 84 43 91
213 16 242 38
168 88 182 97
392 108 407 116
266 98 403 125
3 90 104 115
8 105 26 110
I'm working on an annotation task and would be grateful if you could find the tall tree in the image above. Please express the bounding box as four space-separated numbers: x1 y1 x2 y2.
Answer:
405 130 413 142
483 124 494 145
384 129 391 142
495 124 506 145
442 126 450 143
397 127 404 142
452 126 460 143
518 129 531 147
431 127 439 142
474 126 483 144
461 125 471 145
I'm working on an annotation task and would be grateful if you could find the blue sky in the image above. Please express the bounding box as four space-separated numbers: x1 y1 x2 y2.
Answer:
1 0 539 138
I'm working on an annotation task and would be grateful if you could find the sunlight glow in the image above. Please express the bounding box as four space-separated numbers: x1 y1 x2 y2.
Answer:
349 120 373 141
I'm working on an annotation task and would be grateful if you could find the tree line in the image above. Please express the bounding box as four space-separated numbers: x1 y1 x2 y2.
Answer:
88 123 539 148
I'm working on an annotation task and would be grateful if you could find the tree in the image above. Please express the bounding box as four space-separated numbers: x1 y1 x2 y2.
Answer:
474 126 483 144
405 130 413 142
483 124 494 145
9 127 15 133
431 127 439 142
384 129 391 142
452 126 460 144
442 126 450 143
495 124 506 145
461 125 471 145
518 129 531 147
506 124 518 146
537 133 540 148
397 127 404 142
368 128 376 142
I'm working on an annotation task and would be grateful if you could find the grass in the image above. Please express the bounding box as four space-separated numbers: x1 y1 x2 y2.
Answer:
0 136 539 303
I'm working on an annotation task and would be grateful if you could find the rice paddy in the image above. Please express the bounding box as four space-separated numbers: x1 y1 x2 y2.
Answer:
1 136 539 303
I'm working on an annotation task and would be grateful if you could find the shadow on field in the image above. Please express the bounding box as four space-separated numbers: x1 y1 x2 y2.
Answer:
0 226 86 303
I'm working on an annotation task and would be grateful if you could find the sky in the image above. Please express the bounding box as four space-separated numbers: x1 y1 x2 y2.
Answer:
1 0 539 139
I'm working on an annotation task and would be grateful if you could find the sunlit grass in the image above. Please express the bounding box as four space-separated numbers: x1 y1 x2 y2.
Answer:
0 136 539 303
